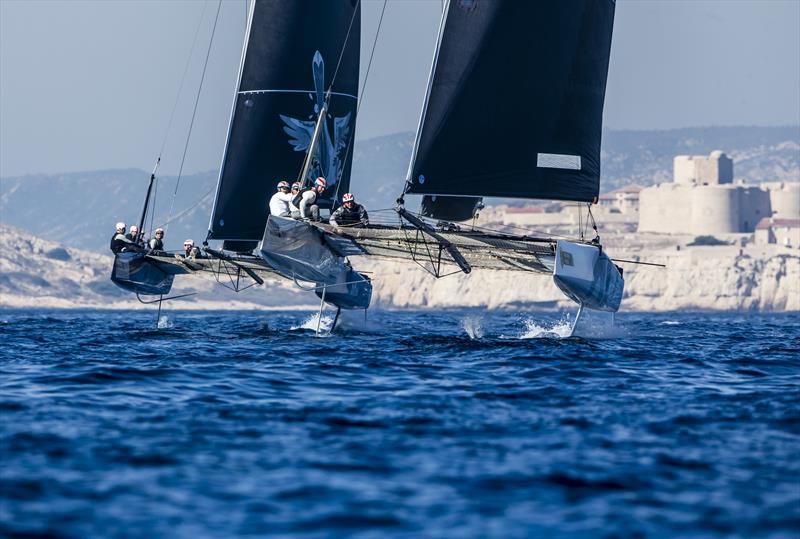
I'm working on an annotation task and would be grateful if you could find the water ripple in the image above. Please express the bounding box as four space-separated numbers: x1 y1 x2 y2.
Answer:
1 309 798 538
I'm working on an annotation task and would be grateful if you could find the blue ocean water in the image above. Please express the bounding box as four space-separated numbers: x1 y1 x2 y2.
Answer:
1 309 798 538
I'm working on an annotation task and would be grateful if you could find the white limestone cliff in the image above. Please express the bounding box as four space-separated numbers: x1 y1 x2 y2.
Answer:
1 224 797 311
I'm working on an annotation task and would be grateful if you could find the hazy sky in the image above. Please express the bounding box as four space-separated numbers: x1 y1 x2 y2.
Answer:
1 0 798 178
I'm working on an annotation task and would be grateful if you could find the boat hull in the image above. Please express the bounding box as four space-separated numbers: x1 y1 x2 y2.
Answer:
111 252 175 296
552 240 624 312
260 216 373 310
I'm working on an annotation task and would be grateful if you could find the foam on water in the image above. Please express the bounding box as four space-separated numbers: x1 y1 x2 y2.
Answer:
291 311 336 334
514 315 574 339
461 314 485 340
157 315 173 329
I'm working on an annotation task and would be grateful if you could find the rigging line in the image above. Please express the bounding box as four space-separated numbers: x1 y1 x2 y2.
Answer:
165 0 223 235
157 0 209 159
333 0 388 204
157 184 216 229
146 1 208 237
326 0 361 99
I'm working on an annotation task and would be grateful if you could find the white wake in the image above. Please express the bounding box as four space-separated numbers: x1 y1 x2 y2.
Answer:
157 315 173 329
461 314 486 340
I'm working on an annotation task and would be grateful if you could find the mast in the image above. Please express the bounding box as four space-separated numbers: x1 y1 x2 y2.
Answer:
297 101 328 188
137 158 160 240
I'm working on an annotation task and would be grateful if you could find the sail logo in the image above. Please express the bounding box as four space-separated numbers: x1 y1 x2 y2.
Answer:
458 0 477 12
280 51 353 191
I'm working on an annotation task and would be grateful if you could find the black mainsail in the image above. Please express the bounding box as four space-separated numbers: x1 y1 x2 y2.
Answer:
208 0 360 243
406 0 615 219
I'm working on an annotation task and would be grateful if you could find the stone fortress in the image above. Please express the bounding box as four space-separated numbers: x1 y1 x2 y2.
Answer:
638 151 799 245
499 150 799 248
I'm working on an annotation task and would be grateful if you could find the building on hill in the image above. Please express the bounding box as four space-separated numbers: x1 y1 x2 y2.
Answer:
598 185 642 214
639 150 783 236
754 218 800 248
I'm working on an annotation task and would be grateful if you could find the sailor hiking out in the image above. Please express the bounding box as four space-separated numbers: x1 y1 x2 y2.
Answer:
268 181 294 217
292 177 326 221
330 193 369 228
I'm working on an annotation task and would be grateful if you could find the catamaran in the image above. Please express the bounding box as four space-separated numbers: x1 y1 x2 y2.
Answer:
111 0 623 334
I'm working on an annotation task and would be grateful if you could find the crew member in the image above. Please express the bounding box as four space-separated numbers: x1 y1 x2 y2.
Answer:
268 181 293 217
126 224 141 243
148 228 165 251
295 177 326 221
289 182 302 216
330 193 369 228
183 239 202 259
110 222 133 254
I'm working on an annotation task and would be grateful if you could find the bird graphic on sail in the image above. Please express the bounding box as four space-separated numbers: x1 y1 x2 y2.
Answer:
279 51 352 193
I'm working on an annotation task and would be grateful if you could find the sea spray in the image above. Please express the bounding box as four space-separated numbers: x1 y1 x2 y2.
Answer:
461 314 485 340
157 315 173 329
292 312 336 335
512 314 573 339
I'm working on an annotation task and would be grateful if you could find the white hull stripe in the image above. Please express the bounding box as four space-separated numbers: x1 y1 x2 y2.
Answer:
239 89 358 100
537 153 582 170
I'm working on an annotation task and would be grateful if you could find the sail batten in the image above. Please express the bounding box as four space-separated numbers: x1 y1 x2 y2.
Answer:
406 0 615 207
208 0 360 242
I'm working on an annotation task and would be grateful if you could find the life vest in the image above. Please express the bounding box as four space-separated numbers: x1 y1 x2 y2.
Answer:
292 188 315 209
148 237 164 251
333 204 366 226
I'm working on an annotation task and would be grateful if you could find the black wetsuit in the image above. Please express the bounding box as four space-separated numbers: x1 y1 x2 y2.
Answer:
330 203 369 227
110 233 132 254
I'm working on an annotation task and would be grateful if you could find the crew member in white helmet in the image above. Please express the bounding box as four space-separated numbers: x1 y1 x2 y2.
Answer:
330 193 369 228
294 177 326 221
268 180 294 217
148 228 165 251
182 239 202 259
110 222 133 253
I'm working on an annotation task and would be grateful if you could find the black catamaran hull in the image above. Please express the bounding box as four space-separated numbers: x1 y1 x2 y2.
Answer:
260 216 372 310
111 252 176 296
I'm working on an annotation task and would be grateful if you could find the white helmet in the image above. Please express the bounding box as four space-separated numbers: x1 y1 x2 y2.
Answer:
342 193 354 203
116 222 126 231
277 180 290 190
184 239 194 247
129 225 139 234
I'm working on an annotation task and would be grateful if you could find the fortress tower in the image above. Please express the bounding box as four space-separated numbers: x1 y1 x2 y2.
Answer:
639 151 773 235
673 150 734 186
